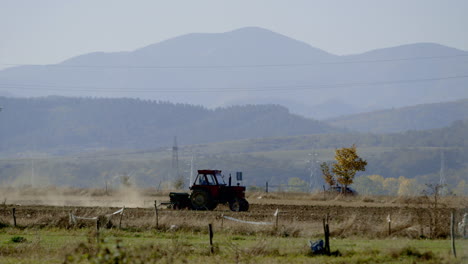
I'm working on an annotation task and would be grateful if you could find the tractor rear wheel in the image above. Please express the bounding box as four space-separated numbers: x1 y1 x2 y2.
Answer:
239 198 249 211
191 190 217 210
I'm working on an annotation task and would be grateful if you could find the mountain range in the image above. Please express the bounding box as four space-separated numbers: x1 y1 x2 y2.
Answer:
1 27 467 119
327 98 468 133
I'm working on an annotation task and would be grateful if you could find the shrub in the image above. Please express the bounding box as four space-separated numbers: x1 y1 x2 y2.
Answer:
10 236 27 243
391 246 435 261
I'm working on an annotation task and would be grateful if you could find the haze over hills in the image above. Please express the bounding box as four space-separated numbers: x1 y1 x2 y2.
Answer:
1 98 466 188
0 96 337 155
327 98 468 133
0 95 467 189
1 27 467 119
2 96 468 155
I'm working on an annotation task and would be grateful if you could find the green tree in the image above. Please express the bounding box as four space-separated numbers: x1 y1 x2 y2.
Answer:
174 178 185 190
288 177 307 192
368 174 385 194
120 175 132 188
354 175 385 195
320 144 367 192
353 176 374 195
383 177 399 195
320 162 336 187
397 176 422 196
453 180 467 196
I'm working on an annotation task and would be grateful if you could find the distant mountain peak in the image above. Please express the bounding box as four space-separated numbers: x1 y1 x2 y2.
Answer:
227 26 279 35
351 42 467 59
136 26 331 54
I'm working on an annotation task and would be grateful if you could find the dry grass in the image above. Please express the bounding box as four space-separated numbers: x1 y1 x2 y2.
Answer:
0 228 460 264
0 186 467 241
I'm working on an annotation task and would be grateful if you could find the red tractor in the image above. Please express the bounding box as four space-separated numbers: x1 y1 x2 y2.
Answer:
169 170 249 211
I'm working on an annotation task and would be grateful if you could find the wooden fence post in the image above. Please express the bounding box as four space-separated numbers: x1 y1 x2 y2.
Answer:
119 206 125 229
154 200 159 229
96 218 100 243
451 211 457 258
221 214 224 229
387 214 392 236
326 220 330 255
266 182 269 193
209 224 214 254
274 209 279 229
12 208 17 227
323 214 330 255
464 214 467 238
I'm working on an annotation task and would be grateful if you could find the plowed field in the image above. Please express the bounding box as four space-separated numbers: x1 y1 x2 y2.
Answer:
1 192 465 238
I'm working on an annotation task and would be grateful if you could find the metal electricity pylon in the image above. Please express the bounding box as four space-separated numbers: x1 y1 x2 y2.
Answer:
189 154 194 187
308 152 320 192
171 136 179 187
439 151 447 195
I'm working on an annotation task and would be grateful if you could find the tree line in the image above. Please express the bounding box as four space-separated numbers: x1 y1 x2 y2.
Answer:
0 96 335 154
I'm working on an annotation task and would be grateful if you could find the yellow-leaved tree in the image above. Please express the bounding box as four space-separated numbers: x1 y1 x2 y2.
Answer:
320 144 367 193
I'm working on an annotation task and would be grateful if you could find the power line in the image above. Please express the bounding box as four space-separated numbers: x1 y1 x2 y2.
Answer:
1 54 467 69
0 74 467 93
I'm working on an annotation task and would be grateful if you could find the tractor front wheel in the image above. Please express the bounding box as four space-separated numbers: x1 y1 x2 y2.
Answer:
191 190 217 210
229 198 249 212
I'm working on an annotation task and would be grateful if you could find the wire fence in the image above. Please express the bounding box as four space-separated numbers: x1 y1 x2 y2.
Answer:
1 205 466 261
1 204 467 241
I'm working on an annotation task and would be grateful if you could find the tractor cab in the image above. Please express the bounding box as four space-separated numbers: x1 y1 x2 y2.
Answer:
192 170 225 187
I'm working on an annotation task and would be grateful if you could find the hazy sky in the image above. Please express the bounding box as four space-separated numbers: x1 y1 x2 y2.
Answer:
1 0 467 66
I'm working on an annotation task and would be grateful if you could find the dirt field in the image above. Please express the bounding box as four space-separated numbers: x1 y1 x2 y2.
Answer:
1 188 466 239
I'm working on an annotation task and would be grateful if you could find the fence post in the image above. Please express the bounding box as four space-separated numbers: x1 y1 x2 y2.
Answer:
221 214 224 229
12 208 16 227
323 214 330 255
119 206 125 229
387 214 392 236
274 209 279 229
154 200 159 229
451 211 457 258
68 212 74 226
464 214 467 238
96 218 100 243
266 182 269 193
209 224 214 254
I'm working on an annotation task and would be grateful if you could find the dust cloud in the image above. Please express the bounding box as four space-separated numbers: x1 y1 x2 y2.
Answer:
0 186 168 208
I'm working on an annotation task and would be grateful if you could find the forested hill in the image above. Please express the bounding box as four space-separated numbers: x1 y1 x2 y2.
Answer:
188 118 468 154
327 99 468 133
0 96 338 154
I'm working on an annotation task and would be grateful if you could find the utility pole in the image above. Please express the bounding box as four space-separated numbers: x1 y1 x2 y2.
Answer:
189 154 194 187
31 159 35 187
171 136 179 189
439 151 447 195
308 152 319 192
